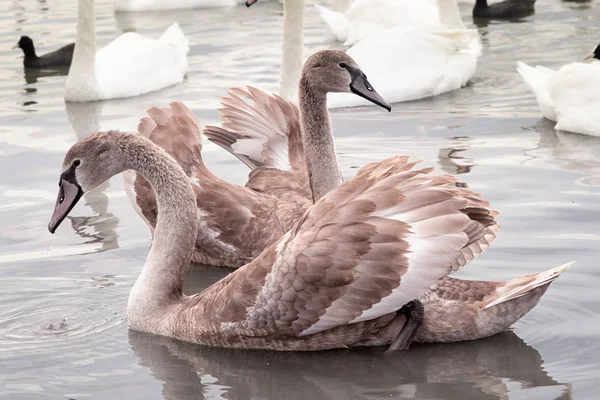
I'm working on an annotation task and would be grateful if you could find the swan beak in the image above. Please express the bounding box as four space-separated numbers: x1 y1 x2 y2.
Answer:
11 44 18 49
48 179 83 234
349 71 392 112
245 0 258 6
584 52 594 60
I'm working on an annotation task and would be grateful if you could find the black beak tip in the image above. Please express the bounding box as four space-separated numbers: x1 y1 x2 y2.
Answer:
385 105 392 112
48 224 56 234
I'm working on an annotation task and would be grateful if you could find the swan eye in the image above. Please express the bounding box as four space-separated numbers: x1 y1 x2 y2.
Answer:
339 62 347 69
59 196 64 204
73 159 81 167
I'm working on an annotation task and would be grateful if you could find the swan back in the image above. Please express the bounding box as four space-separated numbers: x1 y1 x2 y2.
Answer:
95 23 188 101
317 0 439 46
66 5 189 103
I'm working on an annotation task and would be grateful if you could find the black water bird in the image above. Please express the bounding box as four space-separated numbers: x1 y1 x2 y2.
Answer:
14 36 74 69
473 0 535 19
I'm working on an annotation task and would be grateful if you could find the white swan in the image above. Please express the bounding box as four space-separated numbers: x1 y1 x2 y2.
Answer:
65 0 189 102
517 53 600 137
315 0 439 46
278 0 305 102
327 0 482 108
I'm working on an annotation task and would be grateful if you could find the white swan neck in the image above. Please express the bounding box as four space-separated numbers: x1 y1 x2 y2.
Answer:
299 79 343 202
279 0 304 102
437 0 466 30
66 0 97 98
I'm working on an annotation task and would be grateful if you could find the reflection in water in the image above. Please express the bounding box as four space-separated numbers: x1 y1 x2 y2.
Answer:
65 100 104 140
67 181 119 253
472 16 534 29
129 330 571 400
64 101 119 251
529 118 600 186
438 146 474 175
23 66 69 84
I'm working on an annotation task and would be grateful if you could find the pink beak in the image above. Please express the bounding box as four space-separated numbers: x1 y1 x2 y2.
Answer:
246 0 258 6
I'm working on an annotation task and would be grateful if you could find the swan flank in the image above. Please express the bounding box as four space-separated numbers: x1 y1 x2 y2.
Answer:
49 51 571 349
65 0 189 102
14 36 74 69
517 47 600 137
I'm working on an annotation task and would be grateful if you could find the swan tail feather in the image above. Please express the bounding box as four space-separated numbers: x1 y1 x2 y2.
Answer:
159 22 190 55
516 61 555 91
484 262 573 309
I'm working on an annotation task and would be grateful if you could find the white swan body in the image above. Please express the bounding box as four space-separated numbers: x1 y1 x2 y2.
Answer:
324 0 481 109
315 0 439 46
65 0 189 102
517 61 600 137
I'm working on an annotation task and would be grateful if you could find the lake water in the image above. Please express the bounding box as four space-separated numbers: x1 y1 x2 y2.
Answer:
0 0 599 398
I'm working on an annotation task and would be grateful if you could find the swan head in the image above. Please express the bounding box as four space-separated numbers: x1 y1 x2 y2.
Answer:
301 50 391 112
48 131 126 234
584 45 600 61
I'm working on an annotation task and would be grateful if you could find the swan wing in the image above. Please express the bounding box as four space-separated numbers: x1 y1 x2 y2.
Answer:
222 157 498 336
203 87 310 197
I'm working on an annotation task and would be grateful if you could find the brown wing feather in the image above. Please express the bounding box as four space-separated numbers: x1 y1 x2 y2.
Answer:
203 86 309 197
204 156 498 336
125 102 310 267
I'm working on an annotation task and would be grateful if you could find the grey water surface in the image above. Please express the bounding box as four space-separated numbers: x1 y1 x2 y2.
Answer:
0 0 599 398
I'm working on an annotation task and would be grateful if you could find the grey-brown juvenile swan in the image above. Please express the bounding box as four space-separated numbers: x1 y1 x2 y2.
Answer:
205 52 572 344
48 51 571 349
123 52 389 268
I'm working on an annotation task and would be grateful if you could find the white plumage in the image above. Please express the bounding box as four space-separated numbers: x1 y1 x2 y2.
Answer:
315 0 439 46
518 61 600 137
65 0 189 102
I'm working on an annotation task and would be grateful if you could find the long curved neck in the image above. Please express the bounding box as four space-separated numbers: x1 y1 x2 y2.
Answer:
121 133 197 324
299 78 343 202
70 0 97 79
474 0 488 8
437 0 466 30
279 0 305 102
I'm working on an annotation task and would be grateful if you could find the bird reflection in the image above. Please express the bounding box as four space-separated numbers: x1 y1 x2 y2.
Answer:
129 329 570 400
64 101 120 252
438 147 474 175
66 181 119 253
528 118 600 186
23 66 69 85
